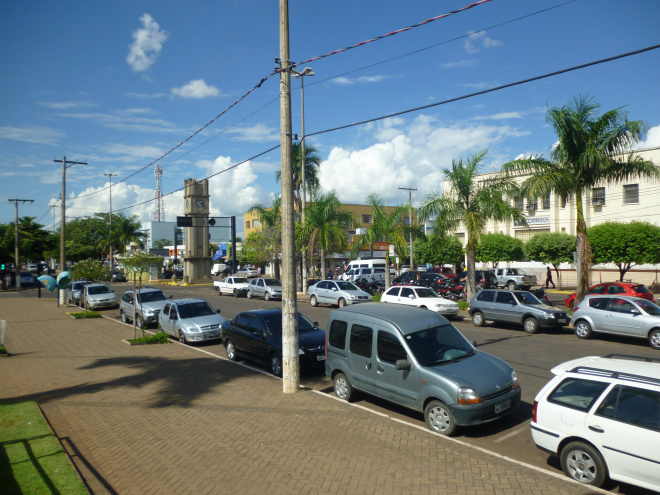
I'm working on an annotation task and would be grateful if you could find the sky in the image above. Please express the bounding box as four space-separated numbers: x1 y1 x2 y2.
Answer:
1 0 659 240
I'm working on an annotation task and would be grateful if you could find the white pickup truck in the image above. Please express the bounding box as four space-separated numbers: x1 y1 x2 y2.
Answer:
489 268 537 290
214 276 250 297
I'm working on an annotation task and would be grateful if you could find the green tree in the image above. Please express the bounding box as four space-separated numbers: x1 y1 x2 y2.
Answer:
275 142 321 213
588 221 660 281
475 233 525 267
71 258 111 282
109 213 146 255
299 190 354 281
419 150 526 299
242 231 277 269
64 217 106 262
524 232 576 287
414 236 464 271
248 197 282 279
122 251 164 338
502 96 659 303
0 217 58 265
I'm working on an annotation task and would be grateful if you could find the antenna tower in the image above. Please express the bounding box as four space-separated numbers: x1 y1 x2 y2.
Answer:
154 164 163 221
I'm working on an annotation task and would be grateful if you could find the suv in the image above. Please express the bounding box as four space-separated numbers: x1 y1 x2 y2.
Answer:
531 354 660 491
120 287 172 328
489 268 537 290
325 303 521 436
570 295 660 349
469 289 570 334
564 282 655 310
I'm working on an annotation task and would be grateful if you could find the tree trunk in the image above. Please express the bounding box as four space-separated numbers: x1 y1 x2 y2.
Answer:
466 240 476 301
320 248 326 280
574 192 591 305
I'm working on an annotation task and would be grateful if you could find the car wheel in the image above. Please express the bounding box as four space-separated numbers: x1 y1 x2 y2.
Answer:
338 298 346 308
560 441 608 487
333 372 354 402
648 329 660 350
247 290 253 299
507 281 517 291
225 339 237 361
178 331 188 345
233 289 238 298
121 310 128 324
424 400 457 436
264 291 271 301
310 295 318 307
490 277 498 287
270 353 282 376
575 320 592 339
523 317 539 334
472 311 484 327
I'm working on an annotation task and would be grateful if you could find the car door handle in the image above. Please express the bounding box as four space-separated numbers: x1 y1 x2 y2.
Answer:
365 362 372 370
376 365 384 373
588 425 604 433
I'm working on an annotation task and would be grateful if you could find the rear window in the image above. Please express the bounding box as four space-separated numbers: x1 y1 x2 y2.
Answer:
547 378 609 412
588 298 609 310
633 285 651 294
328 320 348 349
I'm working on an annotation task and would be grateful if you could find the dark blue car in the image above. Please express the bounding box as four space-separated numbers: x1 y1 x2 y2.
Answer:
221 309 326 376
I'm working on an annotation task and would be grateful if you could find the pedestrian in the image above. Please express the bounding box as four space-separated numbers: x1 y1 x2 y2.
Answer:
327 269 333 280
545 266 556 289
257 266 261 277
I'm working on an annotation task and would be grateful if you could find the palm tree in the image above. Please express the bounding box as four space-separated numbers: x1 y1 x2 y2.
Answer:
109 213 146 255
275 141 321 213
502 96 658 303
298 190 354 281
352 194 422 290
248 197 282 279
418 150 526 300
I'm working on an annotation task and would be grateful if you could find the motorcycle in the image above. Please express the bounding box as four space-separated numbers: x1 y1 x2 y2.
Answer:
531 288 553 306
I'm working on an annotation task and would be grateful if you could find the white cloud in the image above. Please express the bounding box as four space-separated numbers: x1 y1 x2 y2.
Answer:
472 111 524 120
126 14 168 73
225 123 279 142
38 101 96 110
171 79 220 99
464 31 503 54
54 110 181 134
330 75 393 85
0 125 65 145
440 59 476 69
318 115 528 205
638 124 660 149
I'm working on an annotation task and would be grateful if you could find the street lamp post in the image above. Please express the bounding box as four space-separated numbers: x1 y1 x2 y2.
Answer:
291 67 315 294
104 173 117 267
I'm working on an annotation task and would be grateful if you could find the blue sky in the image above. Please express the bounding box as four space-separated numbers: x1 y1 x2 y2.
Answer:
1 0 659 239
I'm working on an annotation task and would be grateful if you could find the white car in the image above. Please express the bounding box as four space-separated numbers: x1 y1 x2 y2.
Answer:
381 285 459 318
307 280 371 308
530 355 660 491
247 278 282 300
214 276 249 297
235 265 258 278
158 298 224 345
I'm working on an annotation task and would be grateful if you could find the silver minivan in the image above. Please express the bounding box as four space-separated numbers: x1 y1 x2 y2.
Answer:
325 303 521 435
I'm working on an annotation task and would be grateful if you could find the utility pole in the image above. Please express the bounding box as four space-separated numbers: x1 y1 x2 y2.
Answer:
104 173 117 267
8 199 34 288
55 157 87 303
279 0 299 394
399 187 417 270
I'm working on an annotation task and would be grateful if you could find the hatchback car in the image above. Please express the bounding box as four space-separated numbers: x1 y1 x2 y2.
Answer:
65 280 88 305
222 309 326 376
120 287 172 328
469 289 570 334
565 282 654 310
381 285 459 318
19 271 38 286
158 299 224 344
570 295 660 349
111 270 127 282
307 280 371 308
247 278 282 300
531 354 660 490
82 283 118 310
235 265 258 278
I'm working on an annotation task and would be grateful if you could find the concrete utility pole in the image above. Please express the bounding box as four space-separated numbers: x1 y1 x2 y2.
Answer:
279 0 299 394
104 173 117 267
399 187 417 269
8 199 34 288
55 157 87 302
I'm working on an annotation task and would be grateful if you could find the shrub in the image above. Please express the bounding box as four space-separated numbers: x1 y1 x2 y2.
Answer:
70 310 101 319
129 333 169 345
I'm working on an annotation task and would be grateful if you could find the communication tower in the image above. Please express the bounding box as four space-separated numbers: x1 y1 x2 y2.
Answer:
154 164 163 221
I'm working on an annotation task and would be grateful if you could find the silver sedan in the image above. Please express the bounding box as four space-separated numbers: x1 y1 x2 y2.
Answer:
158 298 224 345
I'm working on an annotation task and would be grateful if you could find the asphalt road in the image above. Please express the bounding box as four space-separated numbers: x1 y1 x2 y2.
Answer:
29 280 659 495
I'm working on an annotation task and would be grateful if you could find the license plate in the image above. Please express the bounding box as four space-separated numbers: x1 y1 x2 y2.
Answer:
316 355 325 361
558 319 566 324
495 399 511 414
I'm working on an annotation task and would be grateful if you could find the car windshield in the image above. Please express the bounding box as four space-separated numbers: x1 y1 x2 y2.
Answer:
637 300 660 316
137 291 167 303
265 279 282 287
233 278 249 283
514 292 542 305
263 313 316 335
415 288 439 298
335 281 358 291
88 285 111 295
72 283 85 290
177 302 216 319
404 325 474 366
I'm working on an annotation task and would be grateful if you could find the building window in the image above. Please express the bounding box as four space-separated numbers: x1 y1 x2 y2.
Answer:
560 194 570 209
592 187 605 206
526 199 537 212
542 193 550 210
514 195 524 211
252 219 260 227
455 232 465 239
623 184 639 204
245 221 250 229
361 214 372 224
403 217 410 225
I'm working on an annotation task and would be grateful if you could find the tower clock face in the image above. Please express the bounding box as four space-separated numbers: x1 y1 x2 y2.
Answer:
196 199 204 208
186 199 190 209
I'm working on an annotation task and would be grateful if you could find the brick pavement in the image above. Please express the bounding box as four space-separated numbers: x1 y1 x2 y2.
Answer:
0 294 601 495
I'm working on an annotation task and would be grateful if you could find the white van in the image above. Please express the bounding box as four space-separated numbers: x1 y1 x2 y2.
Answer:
341 260 387 281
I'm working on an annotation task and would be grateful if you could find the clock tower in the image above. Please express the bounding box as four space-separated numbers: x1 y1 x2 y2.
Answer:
183 178 212 283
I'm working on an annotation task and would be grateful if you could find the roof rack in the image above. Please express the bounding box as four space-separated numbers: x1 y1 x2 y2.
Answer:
606 353 660 364
570 366 660 387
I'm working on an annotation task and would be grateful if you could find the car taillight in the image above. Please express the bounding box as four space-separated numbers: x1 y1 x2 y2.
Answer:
532 400 538 423
573 305 579 312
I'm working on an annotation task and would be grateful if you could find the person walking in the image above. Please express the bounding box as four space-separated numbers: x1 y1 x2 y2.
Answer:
545 266 556 289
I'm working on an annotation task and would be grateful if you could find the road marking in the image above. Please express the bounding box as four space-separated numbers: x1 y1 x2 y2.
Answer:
492 425 527 443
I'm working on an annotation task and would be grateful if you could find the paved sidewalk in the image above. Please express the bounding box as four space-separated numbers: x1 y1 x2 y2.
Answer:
0 295 599 495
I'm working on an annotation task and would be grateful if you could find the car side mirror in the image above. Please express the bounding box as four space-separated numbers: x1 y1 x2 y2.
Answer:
395 358 411 371
471 340 477 348
408 295 415 299
216 309 221 314
332 287 338 291
169 295 173 299
313 322 319 327
630 308 641 315
170 314 177 320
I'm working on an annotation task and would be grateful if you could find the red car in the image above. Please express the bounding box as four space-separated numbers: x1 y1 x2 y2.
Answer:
564 282 655 310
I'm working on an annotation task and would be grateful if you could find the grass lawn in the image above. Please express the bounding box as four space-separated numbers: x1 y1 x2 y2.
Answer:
0 402 88 495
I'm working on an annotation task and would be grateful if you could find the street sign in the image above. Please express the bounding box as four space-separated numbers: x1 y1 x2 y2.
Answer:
176 216 193 227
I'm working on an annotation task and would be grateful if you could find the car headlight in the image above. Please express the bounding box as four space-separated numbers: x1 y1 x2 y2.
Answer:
458 387 483 405
544 312 556 319
184 326 200 333
143 309 154 315
349 294 356 299
298 348 305 355
512 370 519 389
